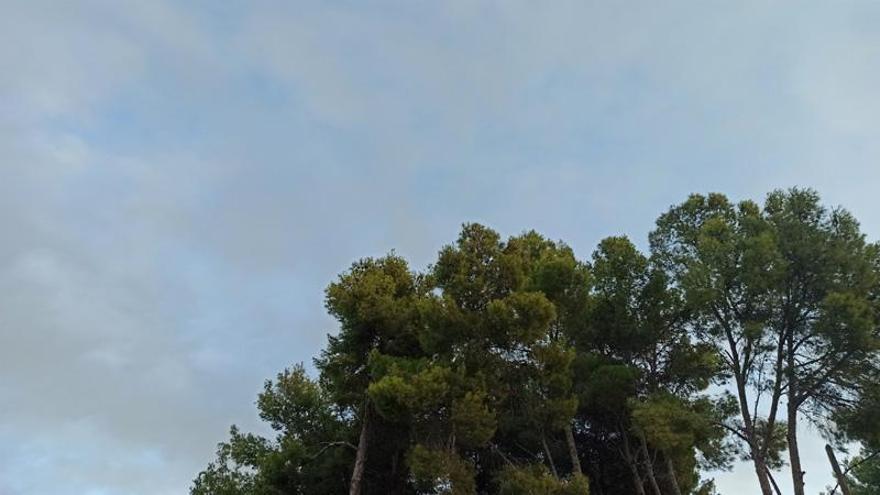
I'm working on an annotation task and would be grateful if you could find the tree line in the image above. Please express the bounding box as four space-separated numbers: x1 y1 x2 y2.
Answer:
192 189 880 495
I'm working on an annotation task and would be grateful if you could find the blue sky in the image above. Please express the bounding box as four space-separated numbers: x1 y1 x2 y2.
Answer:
2 1 880 493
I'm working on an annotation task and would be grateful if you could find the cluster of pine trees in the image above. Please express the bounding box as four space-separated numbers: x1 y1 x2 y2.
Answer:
192 189 880 495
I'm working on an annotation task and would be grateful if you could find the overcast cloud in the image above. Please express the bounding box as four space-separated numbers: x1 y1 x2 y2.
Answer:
2 1 880 493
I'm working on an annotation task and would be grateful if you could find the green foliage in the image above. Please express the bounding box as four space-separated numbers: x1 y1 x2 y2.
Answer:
191 426 275 495
631 393 732 481
633 395 713 455
367 358 451 421
318 254 424 409
452 391 497 448
531 343 579 430
837 381 880 450
408 444 477 495
192 368 352 495
257 364 338 441
577 360 638 416
849 450 880 495
496 464 589 495
485 291 556 347
433 223 522 312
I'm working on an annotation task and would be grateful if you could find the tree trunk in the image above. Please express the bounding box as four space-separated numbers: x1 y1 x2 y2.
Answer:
349 404 371 495
728 342 774 495
735 377 775 495
664 452 683 495
787 351 806 495
761 333 786 462
565 423 583 476
787 404 806 495
542 433 559 479
825 444 852 495
621 430 647 495
714 309 774 495
765 466 783 495
752 456 775 495
637 432 662 495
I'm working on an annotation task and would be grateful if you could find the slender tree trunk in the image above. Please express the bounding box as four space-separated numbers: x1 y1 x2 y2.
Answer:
761 333 786 462
825 444 852 495
787 346 806 495
787 400 805 495
733 372 775 494
349 404 371 495
542 433 559 479
664 452 682 495
722 324 774 495
637 432 662 495
565 423 583 475
621 430 647 495
765 466 783 495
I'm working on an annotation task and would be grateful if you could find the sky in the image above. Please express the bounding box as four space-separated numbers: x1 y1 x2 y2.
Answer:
1 1 879 494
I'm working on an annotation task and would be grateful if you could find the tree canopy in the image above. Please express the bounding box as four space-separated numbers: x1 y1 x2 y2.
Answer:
193 188 879 495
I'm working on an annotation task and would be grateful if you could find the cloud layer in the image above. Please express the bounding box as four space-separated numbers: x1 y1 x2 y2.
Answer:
2 1 880 493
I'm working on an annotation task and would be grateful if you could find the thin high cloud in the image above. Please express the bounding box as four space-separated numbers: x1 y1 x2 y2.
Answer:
2 1 879 493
